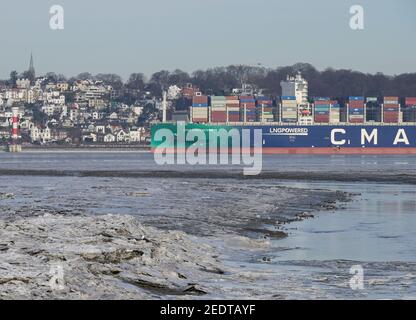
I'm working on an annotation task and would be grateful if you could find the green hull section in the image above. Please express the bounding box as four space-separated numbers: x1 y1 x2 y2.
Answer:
151 123 233 149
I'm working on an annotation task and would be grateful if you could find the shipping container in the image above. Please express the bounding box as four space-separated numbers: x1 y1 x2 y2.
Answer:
402 104 416 122
193 103 208 108
405 97 416 105
281 96 296 101
349 118 364 123
193 96 208 103
349 96 365 101
314 117 330 123
384 96 399 102
366 100 382 122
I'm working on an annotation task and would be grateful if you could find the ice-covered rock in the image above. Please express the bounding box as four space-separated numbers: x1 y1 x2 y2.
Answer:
0 214 222 299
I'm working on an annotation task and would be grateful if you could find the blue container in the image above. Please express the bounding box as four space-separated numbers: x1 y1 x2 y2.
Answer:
349 96 365 101
256 96 271 100
281 96 296 101
193 103 208 107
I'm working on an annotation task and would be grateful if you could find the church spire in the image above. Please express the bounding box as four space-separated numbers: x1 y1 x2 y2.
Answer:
28 52 35 83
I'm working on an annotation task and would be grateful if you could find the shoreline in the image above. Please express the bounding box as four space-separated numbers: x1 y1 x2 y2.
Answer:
0 151 413 299
0 214 223 299
0 184 352 299
0 168 414 184
1 145 151 153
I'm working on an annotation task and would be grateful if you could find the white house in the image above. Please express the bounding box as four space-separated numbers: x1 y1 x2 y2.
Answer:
30 126 51 143
115 129 128 142
129 129 142 142
104 133 116 143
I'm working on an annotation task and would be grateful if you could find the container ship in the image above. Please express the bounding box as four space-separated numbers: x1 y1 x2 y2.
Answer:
151 74 416 154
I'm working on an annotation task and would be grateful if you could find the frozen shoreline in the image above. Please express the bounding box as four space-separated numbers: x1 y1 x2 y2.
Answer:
0 214 224 299
0 153 414 299
0 168 414 184
0 183 351 299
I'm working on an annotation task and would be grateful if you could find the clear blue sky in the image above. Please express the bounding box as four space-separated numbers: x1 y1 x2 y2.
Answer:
0 0 415 80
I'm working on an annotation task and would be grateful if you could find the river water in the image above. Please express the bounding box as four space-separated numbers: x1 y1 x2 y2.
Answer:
0 151 415 299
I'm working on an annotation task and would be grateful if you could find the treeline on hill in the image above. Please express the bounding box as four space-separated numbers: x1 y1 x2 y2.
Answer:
3 63 416 100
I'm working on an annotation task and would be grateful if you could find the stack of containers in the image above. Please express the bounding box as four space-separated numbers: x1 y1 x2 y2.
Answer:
256 96 275 122
365 97 381 122
403 97 416 122
330 100 341 123
210 96 227 122
313 97 331 123
191 94 208 122
226 96 240 122
239 96 256 122
298 103 313 125
281 96 298 123
383 96 400 123
348 96 365 123
299 104 312 117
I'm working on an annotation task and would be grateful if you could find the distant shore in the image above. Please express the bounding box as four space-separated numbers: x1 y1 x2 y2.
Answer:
0 144 151 152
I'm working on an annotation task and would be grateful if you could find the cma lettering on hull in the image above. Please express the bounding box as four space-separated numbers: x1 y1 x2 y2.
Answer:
331 128 414 146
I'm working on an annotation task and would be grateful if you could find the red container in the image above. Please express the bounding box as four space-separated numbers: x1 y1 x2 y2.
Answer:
228 115 240 122
314 115 330 123
193 96 208 104
383 118 399 123
383 111 399 123
240 102 256 107
211 111 227 122
384 107 399 112
192 118 208 123
349 101 364 106
349 118 364 123
405 97 416 105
